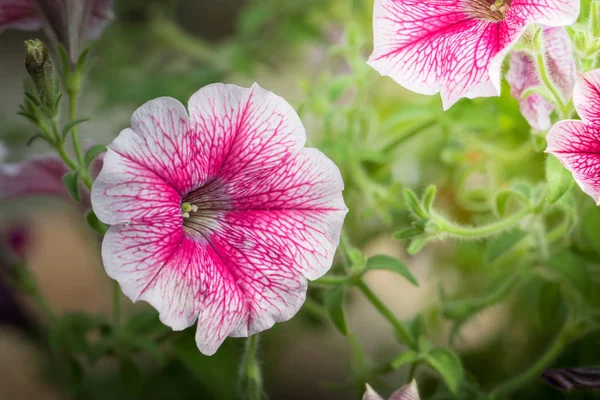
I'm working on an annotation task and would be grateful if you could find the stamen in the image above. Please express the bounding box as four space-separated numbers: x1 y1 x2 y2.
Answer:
181 202 198 219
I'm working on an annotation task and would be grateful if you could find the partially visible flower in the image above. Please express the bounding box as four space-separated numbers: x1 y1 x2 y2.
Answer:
5 224 29 259
543 367 600 392
506 27 576 131
92 83 347 355
363 381 420 400
368 0 580 109
0 0 114 62
546 70 600 204
0 153 103 207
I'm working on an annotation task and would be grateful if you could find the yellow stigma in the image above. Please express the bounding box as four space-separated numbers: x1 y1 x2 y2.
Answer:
181 202 198 218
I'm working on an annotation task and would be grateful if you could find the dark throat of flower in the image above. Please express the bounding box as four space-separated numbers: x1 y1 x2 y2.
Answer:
463 0 512 21
180 181 228 239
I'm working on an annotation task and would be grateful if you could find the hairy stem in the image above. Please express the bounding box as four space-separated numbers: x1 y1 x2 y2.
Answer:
432 208 529 239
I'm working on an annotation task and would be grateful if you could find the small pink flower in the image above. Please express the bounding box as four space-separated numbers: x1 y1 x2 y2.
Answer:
506 27 576 131
546 70 600 204
91 83 347 355
363 381 420 400
0 0 113 38
368 0 580 109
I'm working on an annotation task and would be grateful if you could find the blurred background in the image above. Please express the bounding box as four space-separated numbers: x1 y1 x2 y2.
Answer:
1 0 600 399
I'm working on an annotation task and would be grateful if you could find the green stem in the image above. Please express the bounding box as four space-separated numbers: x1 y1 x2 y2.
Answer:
432 208 529 239
68 92 84 167
314 275 348 285
381 120 437 153
536 52 567 114
487 324 572 399
237 335 265 400
357 280 416 349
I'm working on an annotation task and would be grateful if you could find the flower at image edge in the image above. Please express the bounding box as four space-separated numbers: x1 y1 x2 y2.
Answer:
368 0 580 109
91 83 348 355
546 70 600 204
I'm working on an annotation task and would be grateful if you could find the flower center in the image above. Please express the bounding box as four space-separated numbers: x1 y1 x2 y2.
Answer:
464 0 511 21
180 180 229 238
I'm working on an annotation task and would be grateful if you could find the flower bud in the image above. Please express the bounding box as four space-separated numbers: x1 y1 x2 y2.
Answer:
24 39 58 114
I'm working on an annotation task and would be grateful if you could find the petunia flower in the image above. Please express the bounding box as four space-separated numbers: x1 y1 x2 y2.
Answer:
543 366 600 392
363 381 420 400
0 0 114 62
91 83 348 355
367 0 580 110
506 27 576 131
546 70 600 204
0 151 103 207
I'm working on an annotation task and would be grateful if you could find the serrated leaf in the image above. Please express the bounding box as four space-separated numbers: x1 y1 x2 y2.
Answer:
391 350 420 369
84 144 106 166
324 285 348 336
424 348 464 395
62 118 90 139
365 255 418 286
546 155 573 204
63 171 80 201
485 229 527 263
86 210 108 235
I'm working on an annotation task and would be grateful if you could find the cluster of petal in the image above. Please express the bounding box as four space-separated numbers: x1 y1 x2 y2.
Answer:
368 0 580 109
363 381 420 400
0 0 113 38
506 27 576 131
91 83 347 355
546 70 600 204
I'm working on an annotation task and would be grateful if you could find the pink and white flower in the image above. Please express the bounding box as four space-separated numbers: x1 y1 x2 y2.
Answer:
91 83 347 355
506 27 576 131
363 381 420 400
0 0 113 36
546 70 600 204
368 0 580 109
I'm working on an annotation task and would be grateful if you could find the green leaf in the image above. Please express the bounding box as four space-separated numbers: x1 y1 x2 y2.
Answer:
424 348 464 395
324 285 349 336
26 133 48 146
546 251 591 301
403 188 428 219
546 155 573 204
393 227 423 240
485 229 527 263
422 185 437 214
391 350 420 369
494 187 529 217
126 309 165 335
365 255 418 286
84 144 106 166
407 237 428 255
86 210 108 235
63 171 80 202
62 118 90 139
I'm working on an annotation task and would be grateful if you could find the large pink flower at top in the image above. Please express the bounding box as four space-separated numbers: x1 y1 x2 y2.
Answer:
546 70 600 204
0 0 113 38
92 83 347 355
368 0 580 109
506 27 576 131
